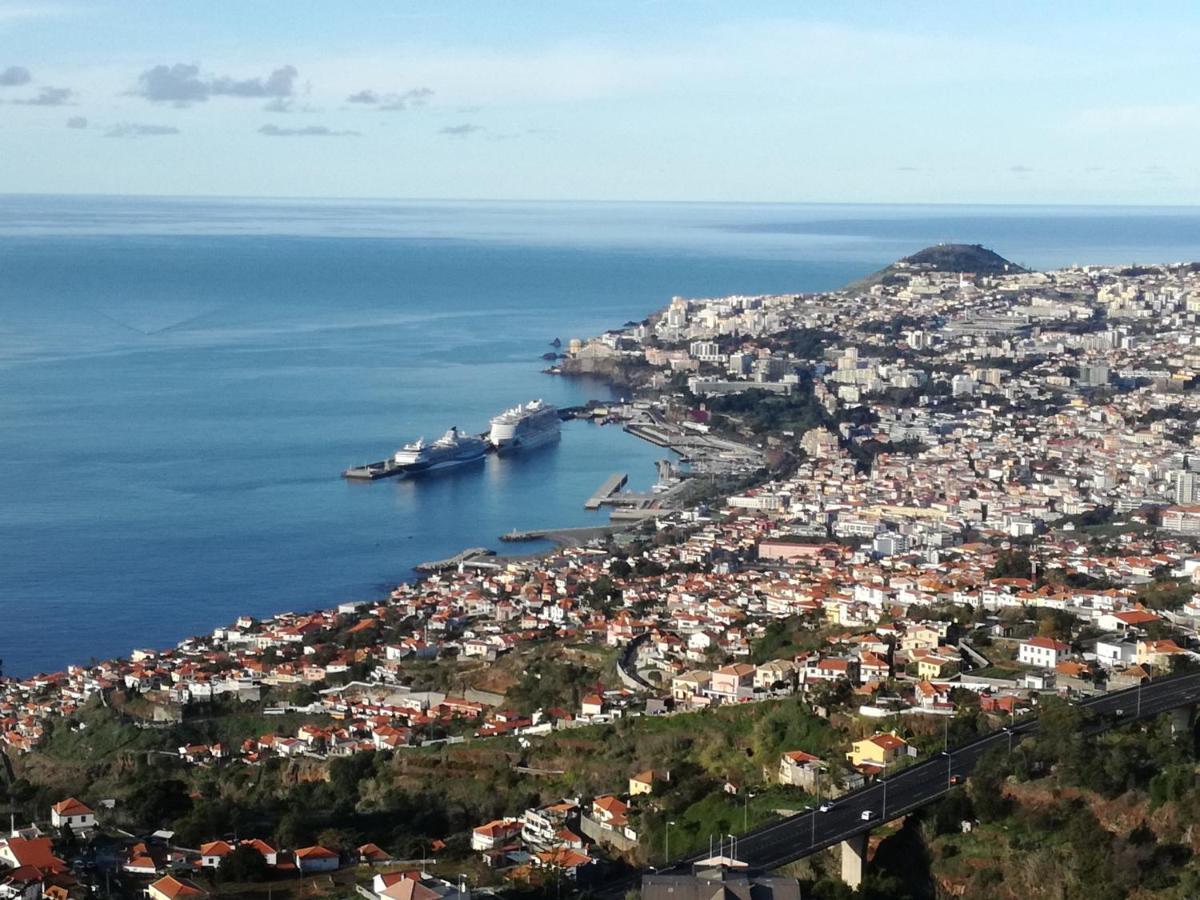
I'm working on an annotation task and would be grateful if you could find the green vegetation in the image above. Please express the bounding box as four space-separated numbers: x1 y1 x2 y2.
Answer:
750 616 825 664
987 549 1033 580
839 704 1200 900
1136 578 1196 611
706 386 827 435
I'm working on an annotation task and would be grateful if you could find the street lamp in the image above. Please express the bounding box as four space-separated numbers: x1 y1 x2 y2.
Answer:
881 762 888 819
743 791 757 831
665 820 676 864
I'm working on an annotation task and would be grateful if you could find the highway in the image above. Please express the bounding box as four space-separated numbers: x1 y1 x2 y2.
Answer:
653 670 1200 873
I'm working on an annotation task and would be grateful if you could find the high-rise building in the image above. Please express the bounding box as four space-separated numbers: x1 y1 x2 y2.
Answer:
1175 470 1200 505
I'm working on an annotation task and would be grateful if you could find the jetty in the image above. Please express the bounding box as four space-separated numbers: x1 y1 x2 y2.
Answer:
585 472 628 509
414 547 495 573
500 524 625 546
343 459 404 480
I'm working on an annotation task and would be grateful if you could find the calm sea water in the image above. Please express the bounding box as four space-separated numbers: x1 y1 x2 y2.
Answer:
2 197 1198 677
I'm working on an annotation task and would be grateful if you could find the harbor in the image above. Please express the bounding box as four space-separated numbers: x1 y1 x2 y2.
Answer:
343 394 765 579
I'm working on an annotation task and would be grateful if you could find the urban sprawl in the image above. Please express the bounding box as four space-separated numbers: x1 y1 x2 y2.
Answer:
6 249 1200 899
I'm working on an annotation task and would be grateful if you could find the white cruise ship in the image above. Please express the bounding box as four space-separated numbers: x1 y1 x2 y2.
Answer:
488 399 561 452
391 427 489 474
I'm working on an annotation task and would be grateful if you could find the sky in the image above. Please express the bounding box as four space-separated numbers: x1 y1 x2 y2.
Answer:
1 0 1198 204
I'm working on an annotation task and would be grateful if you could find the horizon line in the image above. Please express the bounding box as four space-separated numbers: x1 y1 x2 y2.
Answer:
3 190 1200 211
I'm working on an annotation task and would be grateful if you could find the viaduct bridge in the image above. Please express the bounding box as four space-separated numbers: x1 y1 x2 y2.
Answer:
631 671 1200 891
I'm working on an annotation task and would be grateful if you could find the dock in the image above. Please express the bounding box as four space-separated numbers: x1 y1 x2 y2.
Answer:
585 472 628 509
343 459 404 480
343 430 494 480
500 524 626 546
414 547 495 573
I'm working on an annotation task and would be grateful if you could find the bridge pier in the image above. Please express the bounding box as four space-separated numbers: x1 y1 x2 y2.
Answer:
1169 703 1196 735
840 831 869 890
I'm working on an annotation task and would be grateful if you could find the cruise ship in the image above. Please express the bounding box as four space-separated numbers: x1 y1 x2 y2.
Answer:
488 399 561 452
343 427 488 480
393 427 489 473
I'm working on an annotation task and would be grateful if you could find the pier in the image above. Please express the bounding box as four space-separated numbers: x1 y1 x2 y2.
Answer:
414 547 495 573
343 430 494 480
343 459 404 480
585 472 628 509
500 524 626 546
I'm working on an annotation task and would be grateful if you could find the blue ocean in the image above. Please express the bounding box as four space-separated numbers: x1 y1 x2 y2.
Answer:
2 197 1199 676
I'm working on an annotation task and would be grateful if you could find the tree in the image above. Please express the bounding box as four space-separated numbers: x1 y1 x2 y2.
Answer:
609 558 632 579
988 550 1033 580
1032 695 1090 783
126 778 193 828
317 828 352 854
218 845 271 883
1037 609 1078 640
967 749 1011 822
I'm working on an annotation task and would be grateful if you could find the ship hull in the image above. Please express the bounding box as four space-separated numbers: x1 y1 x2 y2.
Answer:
401 451 488 475
492 425 561 453
343 448 486 480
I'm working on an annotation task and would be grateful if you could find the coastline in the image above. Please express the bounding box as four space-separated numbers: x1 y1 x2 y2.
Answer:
2 381 665 680
2 298 767 681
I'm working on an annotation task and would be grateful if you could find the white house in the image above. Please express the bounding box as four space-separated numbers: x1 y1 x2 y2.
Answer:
50 798 95 832
294 846 340 873
199 841 235 869
471 818 521 853
1093 639 1137 669
1017 636 1069 668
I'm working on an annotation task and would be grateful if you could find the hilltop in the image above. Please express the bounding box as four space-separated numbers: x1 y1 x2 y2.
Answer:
846 243 1028 291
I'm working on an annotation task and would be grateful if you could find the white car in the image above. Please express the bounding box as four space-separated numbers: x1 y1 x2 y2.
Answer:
818 801 835 813
861 810 875 821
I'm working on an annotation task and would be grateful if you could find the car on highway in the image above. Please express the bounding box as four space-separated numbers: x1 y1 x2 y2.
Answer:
818 801 835 813
861 810 875 821
949 774 963 785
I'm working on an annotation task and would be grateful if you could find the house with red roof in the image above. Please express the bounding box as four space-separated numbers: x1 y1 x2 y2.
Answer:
0 836 67 875
846 732 910 770
533 847 595 879
294 845 340 873
777 750 825 790
710 663 756 701
238 839 279 867
580 694 605 718
199 840 235 869
470 818 521 853
50 797 95 832
147 876 208 900
1137 639 1189 669
590 795 630 830
357 843 392 865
